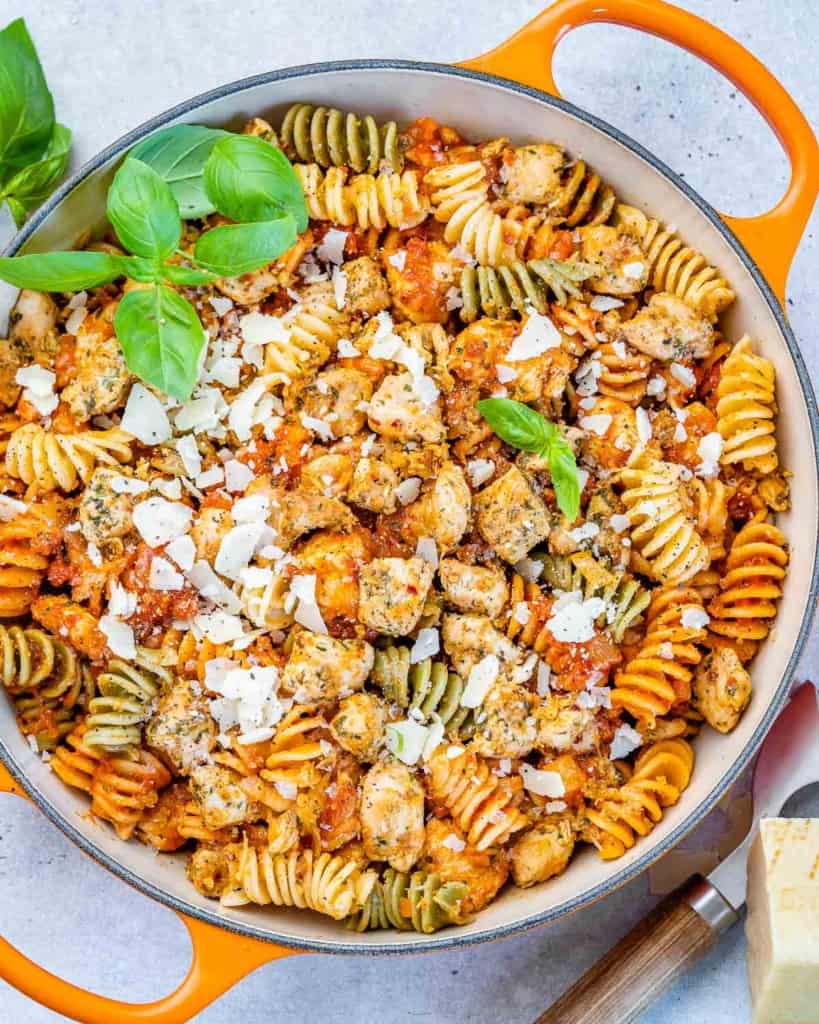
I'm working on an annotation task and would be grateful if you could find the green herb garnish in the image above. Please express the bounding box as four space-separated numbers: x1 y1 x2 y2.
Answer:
0 128 308 401
477 397 581 521
0 18 71 227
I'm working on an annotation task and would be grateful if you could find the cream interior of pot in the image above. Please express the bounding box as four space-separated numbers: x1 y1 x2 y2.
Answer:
2 66 816 951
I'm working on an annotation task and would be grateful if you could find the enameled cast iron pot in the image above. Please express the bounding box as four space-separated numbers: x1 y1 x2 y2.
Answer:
1 1 817 1020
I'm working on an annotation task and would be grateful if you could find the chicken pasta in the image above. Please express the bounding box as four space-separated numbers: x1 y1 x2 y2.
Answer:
0 103 790 933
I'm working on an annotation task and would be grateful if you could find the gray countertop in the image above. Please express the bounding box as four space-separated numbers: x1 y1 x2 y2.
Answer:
0 0 816 1020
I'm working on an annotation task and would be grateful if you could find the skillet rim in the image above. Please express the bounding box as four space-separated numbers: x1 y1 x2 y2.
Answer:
1 57 817 955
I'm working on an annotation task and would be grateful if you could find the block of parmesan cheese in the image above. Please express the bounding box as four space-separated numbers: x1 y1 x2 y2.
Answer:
746 818 819 1023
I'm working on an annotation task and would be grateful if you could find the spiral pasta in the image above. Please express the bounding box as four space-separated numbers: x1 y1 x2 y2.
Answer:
716 334 778 475
424 161 537 266
238 570 293 631
611 586 707 726
219 840 377 919
615 203 735 320
619 454 710 584
281 102 403 173
0 501 62 618
707 512 788 654
264 283 348 380
294 164 429 230
550 159 617 228
348 868 470 933
595 341 652 405
583 739 694 859
458 258 598 322
260 704 329 789
0 623 78 696
5 423 132 492
427 746 528 851
84 654 170 751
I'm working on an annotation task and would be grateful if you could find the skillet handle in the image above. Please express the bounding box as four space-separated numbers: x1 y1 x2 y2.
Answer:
460 0 819 303
535 877 738 1024
0 760 301 1024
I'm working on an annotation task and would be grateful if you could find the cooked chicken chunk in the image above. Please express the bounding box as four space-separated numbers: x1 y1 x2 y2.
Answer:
358 556 434 635
398 462 471 553
187 844 231 898
693 647 752 733
534 694 600 754
330 692 387 761
145 680 216 773
343 256 391 316
31 595 107 662
384 236 460 325
63 308 131 421
277 488 356 549
281 629 374 702
441 613 528 683
361 761 425 872
294 527 372 622
191 507 234 563
78 468 138 545
189 765 252 829
439 559 508 618
474 466 551 563
297 367 373 438
502 144 564 206
300 451 354 498
368 372 445 443
470 682 537 758
9 289 58 361
215 232 312 304
348 457 400 514
510 815 576 887
422 818 509 914
580 224 649 296
619 292 714 362
0 340 23 407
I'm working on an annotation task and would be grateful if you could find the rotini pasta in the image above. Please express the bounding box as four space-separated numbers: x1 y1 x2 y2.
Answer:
0 104 788 934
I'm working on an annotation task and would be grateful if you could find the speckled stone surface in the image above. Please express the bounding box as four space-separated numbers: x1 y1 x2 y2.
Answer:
0 1 816 1021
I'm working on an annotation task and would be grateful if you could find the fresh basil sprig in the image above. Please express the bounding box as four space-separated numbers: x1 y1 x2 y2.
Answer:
477 397 582 521
0 129 308 401
0 19 71 227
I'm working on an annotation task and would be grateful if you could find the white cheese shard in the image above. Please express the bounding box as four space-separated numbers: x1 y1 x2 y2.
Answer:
15 363 58 417
239 311 290 347
545 592 605 644
579 414 612 437
193 610 245 643
622 260 645 279
120 384 172 444
300 412 334 442
514 556 543 582
466 459 495 487
195 466 224 489
132 498 192 547
609 723 643 760
746 818 819 1024
316 228 348 264
460 654 499 709
441 833 466 852
519 764 565 798
231 494 270 524
99 615 136 659
415 537 438 568
165 535 196 572
215 523 266 581
224 459 255 493
681 607 710 630
0 495 27 521
187 560 243 614
496 364 518 383
337 338 360 358
610 513 630 534
635 406 652 444
396 477 422 506
209 296 233 317
670 362 696 388
108 582 137 620
208 664 284 745
696 432 724 479
286 574 328 635
536 660 552 697
589 295 624 312
332 268 348 309
568 522 599 544
176 435 202 478
505 309 561 361
149 556 185 591
410 628 440 665
388 250 407 271
385 719 429 766
110 475 149 495
646 375 667 397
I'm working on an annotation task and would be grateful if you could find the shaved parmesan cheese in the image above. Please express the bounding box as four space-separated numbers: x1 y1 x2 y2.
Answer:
385 719 429 765
336 338 359 358
300 412 334 442
229 379 268 442
332 268 347 309
66 307 86 334
445 287 463 311
520 764 565 798
461 654 499 709
110 475 148 495
287 574 328 635
589 295 624 312
165 535 196 572
388 250 407 271
658 641 674 660
410 628 440 665
415 537 438 568
505 310 561 361
0 495 26 521
396 477 421 506
195 466 224 489
696 432 724 478
647 375 667 397
580 414 612 437
108 582 137 619
546 592 605 643
514 556 543 581
99 615 136 659
209 296 233 317
88 544 102 566
187 560 243 613
176 435 202 478
466 459 495 487
670 362 696 388
231 495 270 525
609 723 643 760
568 522 599 544
121 384 171 444
635 406 652 444
610 513 630 534
15 364 55 394
149 556 185 591
175 388 226 434
194 610 244 643
512 602 531 625
152 478 182 500
132 498 192 547
317 228 348 264
441 832 466 852
496 364 518 383
545 800 567 814
209 664 284 745
681 607 710 629
622 261 645 279
274 780 297 800
239 311 289 347
206 356 241 389
224 459 254 493
215 523 266 581
536 660 551 696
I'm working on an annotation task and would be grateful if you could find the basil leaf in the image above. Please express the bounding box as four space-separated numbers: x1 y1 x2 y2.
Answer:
1 122 71 225
548 436 581 522
0 250 125 290
160 263 218 286
114 284 205 401
0 19 54 178
119 255 165 284
204 135 307 230
107 157 181 259
193 215 297 277
129 124 230 219
476 397 557 453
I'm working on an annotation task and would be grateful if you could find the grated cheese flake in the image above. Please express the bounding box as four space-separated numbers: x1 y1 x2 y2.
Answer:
121 384 172 444
461 654 499 709
132 498 192 547
609 723 643 760
505 309 561 361
520 764 565 798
